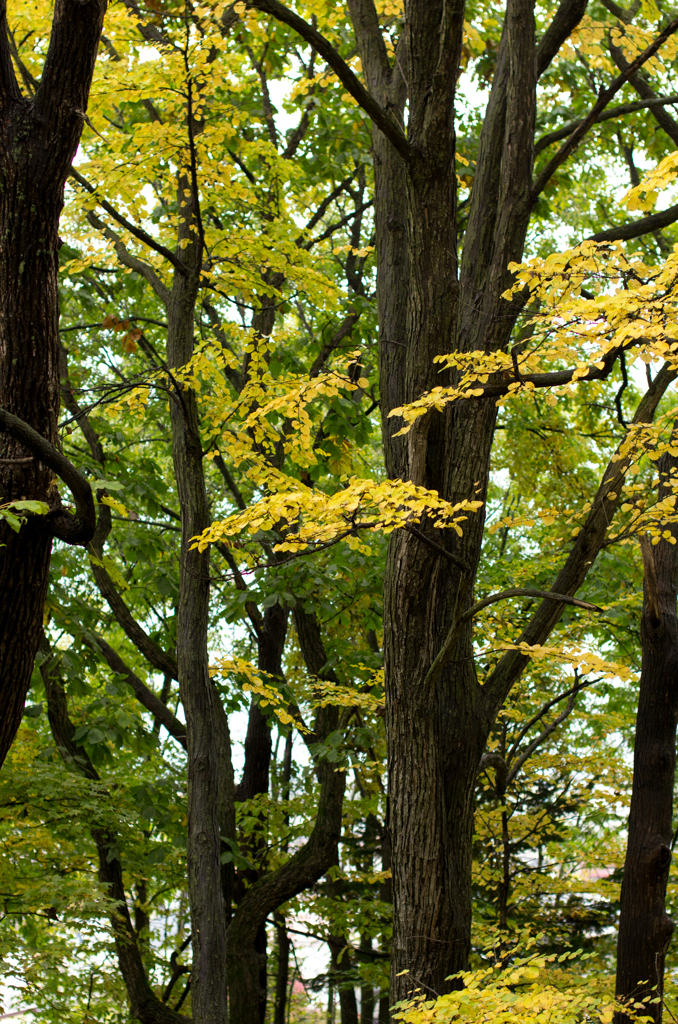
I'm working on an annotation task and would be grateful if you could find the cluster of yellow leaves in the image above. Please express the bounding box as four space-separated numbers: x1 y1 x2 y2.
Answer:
211 656 296 726
311 671 384 713
481 643 634 683
194 476 482 554
624 151 678 212
393 947 650 1024
392 238 678 433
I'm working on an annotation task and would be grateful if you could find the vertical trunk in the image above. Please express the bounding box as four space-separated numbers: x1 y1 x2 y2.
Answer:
359 938 374 1024
381 0 537 1005
273 913 290 1024
615 453 678 1024
328 938 359 1024
167 177 227 1024
0 0 105 768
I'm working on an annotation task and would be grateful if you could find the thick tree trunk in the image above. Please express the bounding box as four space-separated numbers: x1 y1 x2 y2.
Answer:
382 0 537 1004
0 0 105 768
615 454 678 1024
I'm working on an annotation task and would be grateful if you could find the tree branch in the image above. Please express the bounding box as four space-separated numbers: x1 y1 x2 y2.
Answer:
245 0 412 162
72 169 188 279
0 406 95 543
0 1 21 104
483 360 677 710
536 0 588 78
532 15 678 199
87 633 187 748
34 0 106 132
88 552 180 680
588 202 678 243
535 95 678 155
608 41 678 148
424 589 600 693
86 212 171 305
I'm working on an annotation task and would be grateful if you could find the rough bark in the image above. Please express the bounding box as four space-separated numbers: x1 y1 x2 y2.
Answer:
615 453 678 1024
0 0 105 768
272 913 290 1024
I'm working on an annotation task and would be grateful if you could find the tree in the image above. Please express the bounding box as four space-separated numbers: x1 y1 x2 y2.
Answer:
615 448 678 1024
6 1 678 1022
0 0 104 766
243 0 678 1008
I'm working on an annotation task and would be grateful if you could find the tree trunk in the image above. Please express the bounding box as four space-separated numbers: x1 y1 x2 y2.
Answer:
273 913 290 1024
0 0 105 768
166 176 228 1024
615 452 678 1023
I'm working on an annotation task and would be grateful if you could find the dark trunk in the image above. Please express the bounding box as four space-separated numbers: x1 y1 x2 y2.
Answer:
166 177 228 1024
273 913 290 1024
359 938 375 1024
226 609 346 1024
0 0 105 768
615 453 678 1024
328 938 359 1024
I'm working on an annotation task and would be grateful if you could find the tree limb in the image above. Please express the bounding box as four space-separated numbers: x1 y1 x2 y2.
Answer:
245 0 412 162
0 0 21 104
535 95 678 154
87 633 187 748
72 169 188 279
483 360 677 710
588 202 678 243
0 406 95 544
536 0 588 78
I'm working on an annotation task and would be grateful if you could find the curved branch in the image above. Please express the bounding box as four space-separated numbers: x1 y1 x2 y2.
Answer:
88 553 180 680
0 407 95 544
536 0 588 78
483 360 677 710
424 588 600 692
535 95 678 155
245 0 412 162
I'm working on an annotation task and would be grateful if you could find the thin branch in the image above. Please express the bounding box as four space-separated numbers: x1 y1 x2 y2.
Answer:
424 589 601 693
86 212 171 305
71 168 188 277
535 95 678 155
589 202 678 243
506 674 600 766
403 524 472 574
86 634 187 748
